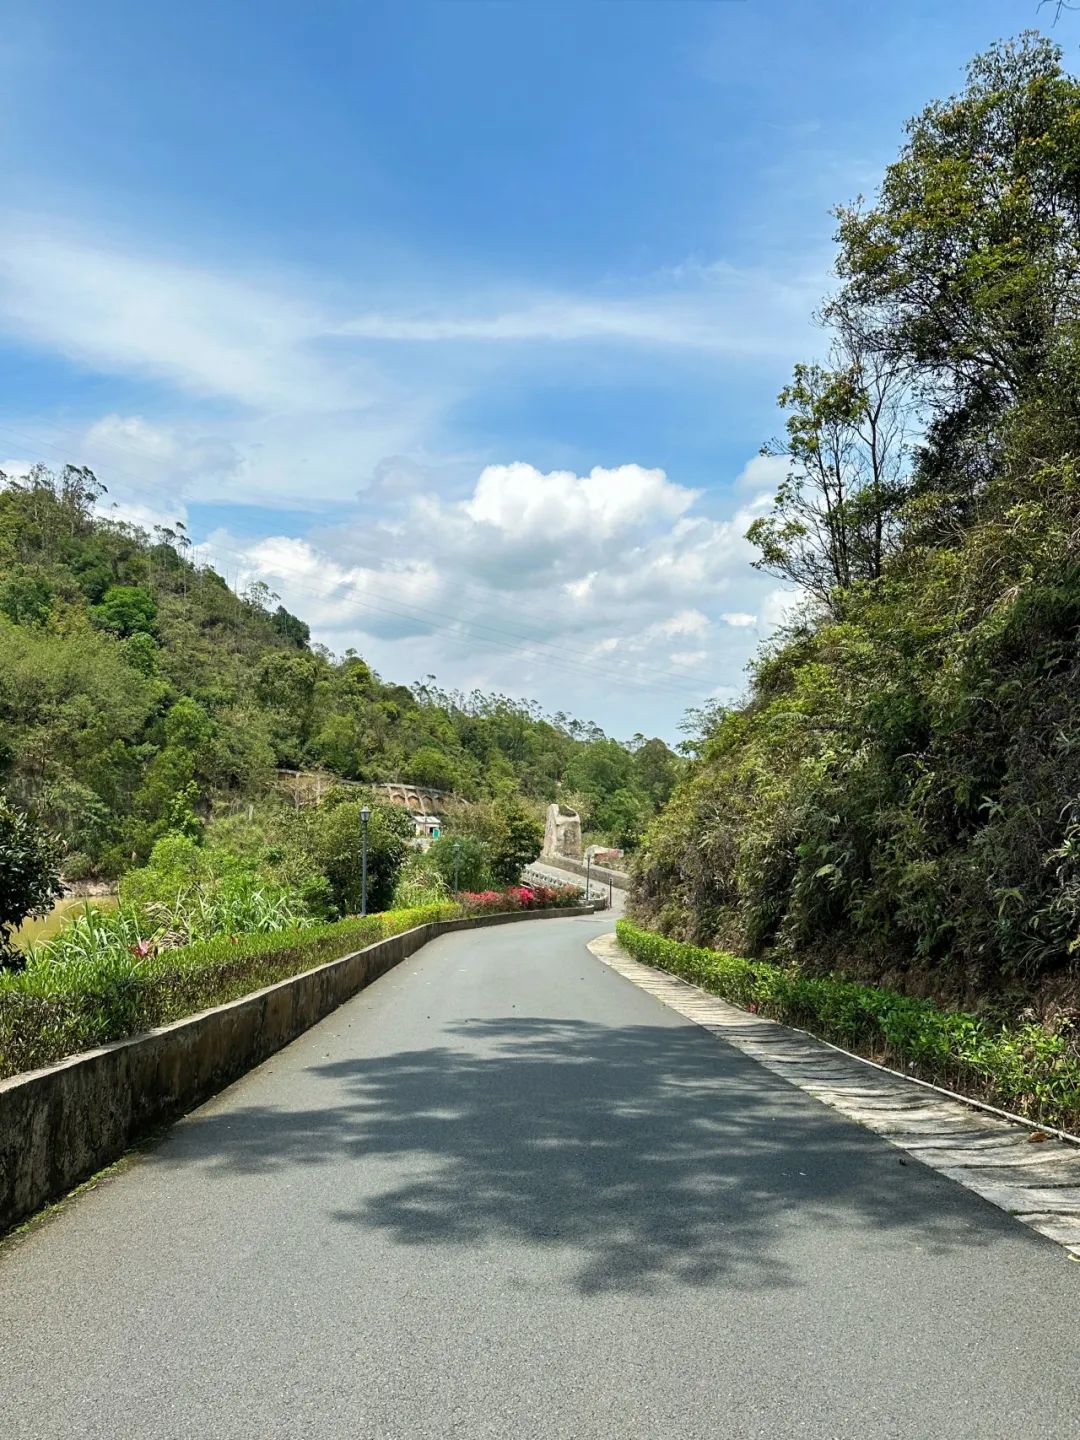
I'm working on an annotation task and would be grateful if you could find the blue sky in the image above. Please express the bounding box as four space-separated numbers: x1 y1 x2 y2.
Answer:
0 0 1073 738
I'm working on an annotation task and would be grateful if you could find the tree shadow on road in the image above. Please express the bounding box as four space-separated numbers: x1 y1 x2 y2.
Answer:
159 1013 1011 1296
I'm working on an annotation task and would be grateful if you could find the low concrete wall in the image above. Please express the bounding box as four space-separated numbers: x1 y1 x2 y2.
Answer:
538 853 630 890
0 906 592 1234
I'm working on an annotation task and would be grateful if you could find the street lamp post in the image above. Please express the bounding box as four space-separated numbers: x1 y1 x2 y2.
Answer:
585 849 592 902
453 839 461 897
360 805 370 917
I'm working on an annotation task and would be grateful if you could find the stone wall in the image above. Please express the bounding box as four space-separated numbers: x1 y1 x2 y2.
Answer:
273 771 455 816
0 907 592 1234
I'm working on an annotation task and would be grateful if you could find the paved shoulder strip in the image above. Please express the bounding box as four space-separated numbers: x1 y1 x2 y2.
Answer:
587 933 1080 1258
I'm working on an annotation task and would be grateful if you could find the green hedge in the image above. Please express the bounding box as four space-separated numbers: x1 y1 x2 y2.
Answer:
0 904 459 1080
616 920 1080 1132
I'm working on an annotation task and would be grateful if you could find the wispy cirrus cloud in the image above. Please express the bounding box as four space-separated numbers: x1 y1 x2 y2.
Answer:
333 256 825 356
332 292 807 354
0 227 360 411
0 219 820 516
0 221 821 413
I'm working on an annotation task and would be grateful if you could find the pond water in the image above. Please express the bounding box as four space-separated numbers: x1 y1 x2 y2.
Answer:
13 895 117 950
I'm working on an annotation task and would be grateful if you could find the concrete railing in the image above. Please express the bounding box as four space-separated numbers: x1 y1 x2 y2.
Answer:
536 853 630 890
0 906 593 1234
523 867 609 908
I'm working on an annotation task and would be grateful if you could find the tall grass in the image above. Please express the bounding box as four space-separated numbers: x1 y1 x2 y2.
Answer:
24 880 309 975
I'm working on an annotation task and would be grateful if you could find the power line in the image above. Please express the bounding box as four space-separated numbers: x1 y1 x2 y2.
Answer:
203 534 705 698
204 538 703 698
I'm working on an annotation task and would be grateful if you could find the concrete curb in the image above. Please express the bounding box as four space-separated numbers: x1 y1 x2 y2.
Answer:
588 933 1080 1260
0 906 593 1233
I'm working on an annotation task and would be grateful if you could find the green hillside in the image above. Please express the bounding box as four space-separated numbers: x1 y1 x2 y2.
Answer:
632 36 1080 1014
0 464 678 881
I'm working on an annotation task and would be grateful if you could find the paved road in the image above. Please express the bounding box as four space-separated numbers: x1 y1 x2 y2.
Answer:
2 914 1078 1438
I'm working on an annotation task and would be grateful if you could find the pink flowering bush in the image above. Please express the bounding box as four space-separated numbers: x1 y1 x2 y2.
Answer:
459 883 584 915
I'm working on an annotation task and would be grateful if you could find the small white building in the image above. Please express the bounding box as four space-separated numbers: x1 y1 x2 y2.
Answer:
411 813 442 848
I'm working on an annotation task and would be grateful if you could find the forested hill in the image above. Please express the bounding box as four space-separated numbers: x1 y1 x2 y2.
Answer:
0 465 678 879
632 36 1080 1012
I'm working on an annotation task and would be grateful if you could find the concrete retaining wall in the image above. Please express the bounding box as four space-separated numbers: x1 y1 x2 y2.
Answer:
0 906 592 1234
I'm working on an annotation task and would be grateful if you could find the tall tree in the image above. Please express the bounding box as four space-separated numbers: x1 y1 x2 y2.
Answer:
834 35 1080 443
747 331 910 614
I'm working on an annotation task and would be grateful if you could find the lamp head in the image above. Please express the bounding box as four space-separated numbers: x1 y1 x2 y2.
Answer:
360 806 370 823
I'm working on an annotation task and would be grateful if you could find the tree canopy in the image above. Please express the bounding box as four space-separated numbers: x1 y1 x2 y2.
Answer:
633 35 1080 1013
0 465 678 879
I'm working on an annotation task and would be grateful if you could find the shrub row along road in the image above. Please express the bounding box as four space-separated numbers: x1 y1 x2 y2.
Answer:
1 914 1078 1438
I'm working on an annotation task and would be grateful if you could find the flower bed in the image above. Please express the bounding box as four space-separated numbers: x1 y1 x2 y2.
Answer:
460 883 584 913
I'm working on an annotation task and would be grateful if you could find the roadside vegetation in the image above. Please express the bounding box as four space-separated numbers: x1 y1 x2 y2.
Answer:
617 922 1080 1132
633 37 1080 1043
0 873 584 1080
0 752 588 1076
0 732 585 1076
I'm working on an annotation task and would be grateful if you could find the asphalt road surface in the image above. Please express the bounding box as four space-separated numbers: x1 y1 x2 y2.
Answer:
2 913 1078 1439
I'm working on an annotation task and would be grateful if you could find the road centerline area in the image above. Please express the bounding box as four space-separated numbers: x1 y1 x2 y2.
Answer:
2 915 1078 1440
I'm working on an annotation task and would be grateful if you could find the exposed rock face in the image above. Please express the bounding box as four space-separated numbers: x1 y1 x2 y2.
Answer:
543 803 582 861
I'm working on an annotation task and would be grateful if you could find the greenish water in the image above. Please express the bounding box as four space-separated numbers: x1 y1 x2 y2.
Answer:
14 896 117 950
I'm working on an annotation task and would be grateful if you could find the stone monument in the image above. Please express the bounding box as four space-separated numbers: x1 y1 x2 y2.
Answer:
543 803 582 861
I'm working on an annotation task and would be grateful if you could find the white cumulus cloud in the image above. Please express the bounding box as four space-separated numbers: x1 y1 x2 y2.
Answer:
734 452 788 496
202 454 796 735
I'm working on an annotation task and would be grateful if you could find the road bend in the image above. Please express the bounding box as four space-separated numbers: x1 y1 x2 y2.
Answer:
1 912 1078 1438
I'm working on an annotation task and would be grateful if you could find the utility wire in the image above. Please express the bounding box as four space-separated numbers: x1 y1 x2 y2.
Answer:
203 535 705 699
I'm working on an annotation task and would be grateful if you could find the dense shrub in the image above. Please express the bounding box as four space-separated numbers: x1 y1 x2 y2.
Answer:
301 795 413 914
0 889 584 1078
429 833 490 892
459 799 545 885
90 583 157 637
632 38 1080 1015
617 921 1080 1131
0 800 64 971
